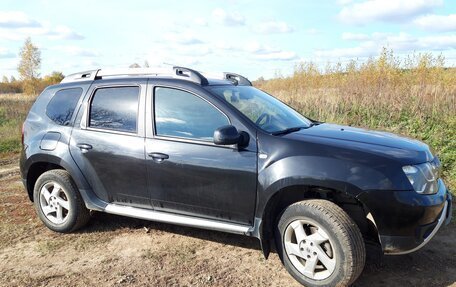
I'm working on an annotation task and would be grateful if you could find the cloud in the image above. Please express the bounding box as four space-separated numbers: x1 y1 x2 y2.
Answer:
164 32 203 45
0 11 84 41
253 20 293 34
336 0 354 5
193 17 208 27
214 40 240 51
173 45 212 57
255 51 298 61
315 44 378 59
212 8 245 26
316 32 456 60
413 14 456 32
143 46 203 68
342 32 370 41
417 34 456 51
245 41 281 54
46 25 84 40
0 11 40 28
304 28 319 35
0 47 16 59
338 0 443 25
244 41 298 61
55 46 99 57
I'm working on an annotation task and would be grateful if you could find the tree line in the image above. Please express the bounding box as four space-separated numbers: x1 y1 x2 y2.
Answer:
0 37 64 95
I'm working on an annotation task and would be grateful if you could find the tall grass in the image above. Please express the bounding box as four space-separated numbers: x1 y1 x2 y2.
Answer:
0 49 454 191
0 94 35 157
255 49 456 191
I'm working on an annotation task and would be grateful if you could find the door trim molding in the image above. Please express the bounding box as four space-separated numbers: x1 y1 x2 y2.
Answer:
104 203 253 235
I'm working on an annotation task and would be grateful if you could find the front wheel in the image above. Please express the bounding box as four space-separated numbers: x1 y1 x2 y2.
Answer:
276 199 366 287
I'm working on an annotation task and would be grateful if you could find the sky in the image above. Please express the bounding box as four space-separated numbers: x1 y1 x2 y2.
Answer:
0 0 455 80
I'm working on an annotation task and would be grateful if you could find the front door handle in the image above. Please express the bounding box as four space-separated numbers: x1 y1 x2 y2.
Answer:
77 143 93 152
148 152 169 163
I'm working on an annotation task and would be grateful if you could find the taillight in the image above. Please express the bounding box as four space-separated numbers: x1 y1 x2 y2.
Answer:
21 122 25 146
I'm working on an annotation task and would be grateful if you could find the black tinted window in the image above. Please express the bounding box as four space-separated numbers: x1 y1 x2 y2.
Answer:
89 86 139 133
46 88 83 125
154 87 229 141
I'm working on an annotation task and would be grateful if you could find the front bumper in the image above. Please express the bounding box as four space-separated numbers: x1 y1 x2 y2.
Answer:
358 179 452 255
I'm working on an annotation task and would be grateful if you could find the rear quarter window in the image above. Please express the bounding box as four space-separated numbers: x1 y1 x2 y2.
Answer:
46 88 83 126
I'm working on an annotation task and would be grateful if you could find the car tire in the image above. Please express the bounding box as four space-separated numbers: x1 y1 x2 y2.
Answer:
276 199 366 287
33 169 90 233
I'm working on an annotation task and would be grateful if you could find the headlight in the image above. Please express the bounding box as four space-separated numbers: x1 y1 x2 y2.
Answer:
402 162 439 194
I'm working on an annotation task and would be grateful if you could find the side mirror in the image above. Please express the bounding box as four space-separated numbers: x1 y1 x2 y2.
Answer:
214 125 241 145
213 124 250 148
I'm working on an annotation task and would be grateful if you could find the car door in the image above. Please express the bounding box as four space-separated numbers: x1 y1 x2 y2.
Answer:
69 80 150 208
145 84 257 225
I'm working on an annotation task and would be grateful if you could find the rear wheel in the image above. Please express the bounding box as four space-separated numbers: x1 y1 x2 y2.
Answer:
33 169 90 233
276 199 365 287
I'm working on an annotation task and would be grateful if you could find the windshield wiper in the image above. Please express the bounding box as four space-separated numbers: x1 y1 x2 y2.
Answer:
272 126 308 136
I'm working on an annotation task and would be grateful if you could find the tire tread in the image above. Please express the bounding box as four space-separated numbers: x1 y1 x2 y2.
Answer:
278 199 366 286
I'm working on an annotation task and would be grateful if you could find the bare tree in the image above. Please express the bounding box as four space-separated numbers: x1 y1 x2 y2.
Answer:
18 37 41 95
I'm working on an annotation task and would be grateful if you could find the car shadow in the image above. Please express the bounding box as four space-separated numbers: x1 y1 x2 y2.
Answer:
80 212 456 287
354 226 456 287
78 211 262 251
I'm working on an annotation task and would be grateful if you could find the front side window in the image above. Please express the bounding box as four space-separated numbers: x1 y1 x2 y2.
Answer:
46 88 83 125
154 87 229 141
207 86 312 134
89 86 139 133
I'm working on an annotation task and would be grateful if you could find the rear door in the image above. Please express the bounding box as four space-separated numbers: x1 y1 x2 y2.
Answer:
69 79 150 208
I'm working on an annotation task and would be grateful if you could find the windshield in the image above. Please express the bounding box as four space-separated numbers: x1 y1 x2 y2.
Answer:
208 86 312 133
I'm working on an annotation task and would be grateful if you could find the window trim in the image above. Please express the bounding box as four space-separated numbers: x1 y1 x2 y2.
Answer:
152 85 232 145
85 84 141 135
45 87 83 126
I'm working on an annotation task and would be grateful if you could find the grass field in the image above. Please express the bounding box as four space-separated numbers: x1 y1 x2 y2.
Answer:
1 50 454 191
256 50 456 192
0 93 34 158
0 51 455 286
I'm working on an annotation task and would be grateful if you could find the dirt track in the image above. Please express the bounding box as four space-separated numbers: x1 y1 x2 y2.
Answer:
0 160 455 287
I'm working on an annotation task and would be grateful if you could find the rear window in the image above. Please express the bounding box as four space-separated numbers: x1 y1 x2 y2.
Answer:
46 88 83 126
89 86 139 133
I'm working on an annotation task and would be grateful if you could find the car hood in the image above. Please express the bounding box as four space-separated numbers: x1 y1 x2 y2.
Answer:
284 123 434 164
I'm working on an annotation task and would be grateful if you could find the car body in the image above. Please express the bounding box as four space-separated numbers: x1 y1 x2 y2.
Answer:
20 67 452 286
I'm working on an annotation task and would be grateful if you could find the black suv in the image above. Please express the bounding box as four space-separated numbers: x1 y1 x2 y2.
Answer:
20 67 452 286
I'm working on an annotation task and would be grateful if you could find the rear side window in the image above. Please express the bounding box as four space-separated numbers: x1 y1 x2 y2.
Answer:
89 86 139 133
46 88 83 126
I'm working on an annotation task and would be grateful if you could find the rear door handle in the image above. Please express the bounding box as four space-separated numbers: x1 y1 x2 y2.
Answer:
77 143 93 152
148 152 169 162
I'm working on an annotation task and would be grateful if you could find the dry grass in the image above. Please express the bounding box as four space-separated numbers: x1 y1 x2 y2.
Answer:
0 50 455 190
0 93 35 155
255 49 456 191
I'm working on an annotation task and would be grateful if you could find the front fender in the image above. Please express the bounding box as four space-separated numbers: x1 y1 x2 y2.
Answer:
256 155 394 218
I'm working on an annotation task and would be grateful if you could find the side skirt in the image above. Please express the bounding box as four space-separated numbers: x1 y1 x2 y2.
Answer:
104 203 254 236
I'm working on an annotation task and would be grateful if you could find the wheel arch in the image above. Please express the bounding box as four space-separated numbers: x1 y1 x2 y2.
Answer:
23 153 90 202
257 182 380 259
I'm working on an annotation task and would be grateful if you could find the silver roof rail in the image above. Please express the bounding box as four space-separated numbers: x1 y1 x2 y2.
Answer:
224 72 252 86
173 66 208 85
61 67 250 86
97 67 170 78
60 69 100 83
